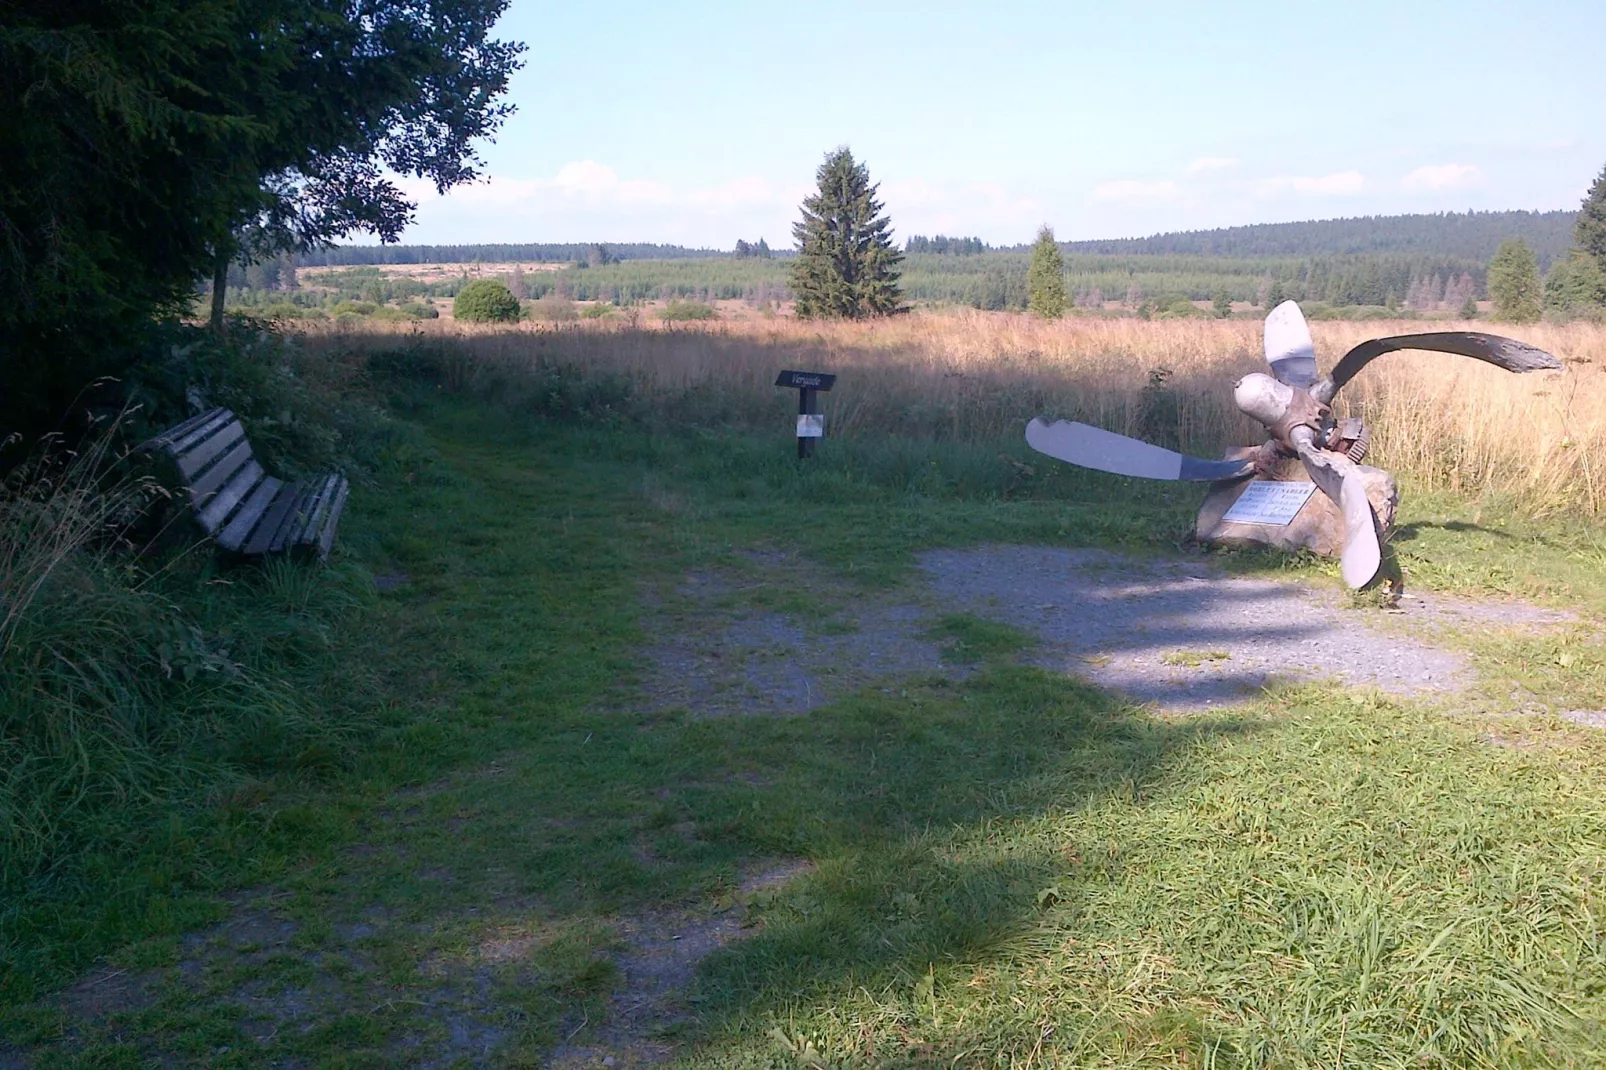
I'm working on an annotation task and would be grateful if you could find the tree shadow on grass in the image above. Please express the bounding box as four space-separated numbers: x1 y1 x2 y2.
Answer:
610 665 1258 1066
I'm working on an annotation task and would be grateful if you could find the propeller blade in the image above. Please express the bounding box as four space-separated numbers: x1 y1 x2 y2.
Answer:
1295 444 1382 588
1026 418 1255 482
1264 300 1319 389
1317 332 1562 402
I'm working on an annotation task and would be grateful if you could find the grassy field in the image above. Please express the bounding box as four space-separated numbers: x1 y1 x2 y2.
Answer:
4 316 1606 1067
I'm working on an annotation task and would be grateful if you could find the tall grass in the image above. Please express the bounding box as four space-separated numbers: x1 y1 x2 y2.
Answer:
0 419 365 926
304 312 1606 514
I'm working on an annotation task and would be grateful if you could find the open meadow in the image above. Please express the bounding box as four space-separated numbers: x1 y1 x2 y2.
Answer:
6 312 1606 1068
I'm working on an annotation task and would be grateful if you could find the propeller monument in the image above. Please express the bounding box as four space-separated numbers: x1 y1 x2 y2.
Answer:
1025 301 1561 589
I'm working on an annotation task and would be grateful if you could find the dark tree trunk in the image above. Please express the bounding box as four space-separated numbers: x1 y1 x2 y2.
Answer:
209 252 229 334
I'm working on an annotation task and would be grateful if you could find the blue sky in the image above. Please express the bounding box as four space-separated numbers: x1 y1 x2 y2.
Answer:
396 0 1606 248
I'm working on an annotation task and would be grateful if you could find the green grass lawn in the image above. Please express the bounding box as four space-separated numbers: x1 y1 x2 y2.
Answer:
5 406 1606 1068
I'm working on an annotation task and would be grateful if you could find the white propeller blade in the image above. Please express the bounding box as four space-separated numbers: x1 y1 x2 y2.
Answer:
1264 300 1318 389
1026 419 1254 482
1295 444 1382 588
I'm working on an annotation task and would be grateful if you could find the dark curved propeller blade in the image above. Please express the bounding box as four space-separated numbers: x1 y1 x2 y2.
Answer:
1316 332 1562 402
1294 443 1381 588
1026 419 1255 481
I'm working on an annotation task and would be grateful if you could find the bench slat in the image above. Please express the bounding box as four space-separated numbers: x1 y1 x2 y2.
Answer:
187 439 255 507
152 408 231 453
291 475 341 554
311 477 349 560
216 476 281 551
175 420 246 480
195 459 265 533
245 482 311 555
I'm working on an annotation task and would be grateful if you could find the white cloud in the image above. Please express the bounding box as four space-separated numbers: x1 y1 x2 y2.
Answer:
1251 170 1366 198
1401 163 1482 192
1091 179 1179 202
1185 156 1239 174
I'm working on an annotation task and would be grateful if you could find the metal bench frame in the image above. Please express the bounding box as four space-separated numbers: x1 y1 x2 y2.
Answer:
144 408 349 559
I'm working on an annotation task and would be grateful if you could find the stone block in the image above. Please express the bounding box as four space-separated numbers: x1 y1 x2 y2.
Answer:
1196 448 1397 558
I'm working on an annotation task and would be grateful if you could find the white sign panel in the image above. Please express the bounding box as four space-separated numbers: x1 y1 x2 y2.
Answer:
1221 480 1317 526
796 414 825 438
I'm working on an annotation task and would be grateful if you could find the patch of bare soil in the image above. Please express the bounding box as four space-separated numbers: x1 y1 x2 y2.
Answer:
547 860 815 1069
641 566 954 718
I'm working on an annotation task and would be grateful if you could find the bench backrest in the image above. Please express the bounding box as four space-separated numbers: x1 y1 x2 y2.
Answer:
145 407 268 537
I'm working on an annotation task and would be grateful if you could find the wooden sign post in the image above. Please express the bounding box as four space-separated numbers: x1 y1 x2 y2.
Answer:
775 370 836 458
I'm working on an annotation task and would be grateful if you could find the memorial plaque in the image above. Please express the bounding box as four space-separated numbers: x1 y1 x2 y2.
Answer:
796 414 825 438
1221 480 1317 526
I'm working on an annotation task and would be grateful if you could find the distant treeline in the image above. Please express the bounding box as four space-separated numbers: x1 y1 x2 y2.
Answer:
295 242 723 266
1061 210 1577 268
905 235 989 255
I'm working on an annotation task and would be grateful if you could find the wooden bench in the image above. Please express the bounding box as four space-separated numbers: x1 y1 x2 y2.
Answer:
144 407 349 560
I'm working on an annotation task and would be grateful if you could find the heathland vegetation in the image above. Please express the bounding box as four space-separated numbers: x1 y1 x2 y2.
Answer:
7 3 1606 1062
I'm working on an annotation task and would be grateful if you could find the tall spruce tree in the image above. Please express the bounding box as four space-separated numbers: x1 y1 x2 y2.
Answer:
791 148 904 319
1027 226 1066 318
1487 238 1542 323
1577 163 1606 269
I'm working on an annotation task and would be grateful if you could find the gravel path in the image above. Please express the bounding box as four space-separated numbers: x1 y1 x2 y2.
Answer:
920 546 1478 711
641 545 1577 717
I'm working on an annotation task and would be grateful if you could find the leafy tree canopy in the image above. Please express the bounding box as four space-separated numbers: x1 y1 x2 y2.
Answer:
454 279 520 323
1 0 523 429
790 148 904 319
1487 238 1542 323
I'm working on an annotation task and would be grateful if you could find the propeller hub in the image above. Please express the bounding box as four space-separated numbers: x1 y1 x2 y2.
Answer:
1233 372 1294 426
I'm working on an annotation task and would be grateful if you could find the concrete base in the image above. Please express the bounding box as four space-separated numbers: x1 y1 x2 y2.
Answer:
1196 448 1397 558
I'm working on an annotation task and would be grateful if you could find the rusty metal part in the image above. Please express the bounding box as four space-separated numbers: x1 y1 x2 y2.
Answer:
1345 422 1370 463
1268 389 1330 450
1249 440 1282 475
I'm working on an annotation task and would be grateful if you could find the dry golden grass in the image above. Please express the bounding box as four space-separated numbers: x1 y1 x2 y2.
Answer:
300 311 1606 514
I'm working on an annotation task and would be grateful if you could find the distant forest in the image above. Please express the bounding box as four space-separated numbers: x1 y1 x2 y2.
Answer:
295 241 723 266
1061 210 1578 268
302 210 1579 271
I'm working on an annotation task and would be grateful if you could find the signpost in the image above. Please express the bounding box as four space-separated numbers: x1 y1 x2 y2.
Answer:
775 370 836 458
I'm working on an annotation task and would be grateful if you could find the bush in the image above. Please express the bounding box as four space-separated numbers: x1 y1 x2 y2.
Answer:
524 294 579 322
1544 253 1606 315
580 302 615 320
454 279 521 323
660 299 718 322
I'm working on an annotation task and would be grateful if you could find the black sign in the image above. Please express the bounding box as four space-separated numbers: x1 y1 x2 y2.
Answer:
774 370 836 391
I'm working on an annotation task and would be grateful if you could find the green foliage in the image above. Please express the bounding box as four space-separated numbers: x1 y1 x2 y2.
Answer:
1577 163 1606 268
791 147 905 319
733 238 773 259
1027 226 1066 319
1487 238 1543 322
1066 208 1578 263
0 0 523 433
453 279 521 323
1211 286 1232 318
906 234 988 255
1544 252 1606 315
659 300 719 321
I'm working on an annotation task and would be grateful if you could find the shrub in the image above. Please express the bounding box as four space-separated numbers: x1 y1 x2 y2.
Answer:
454 279 521 323
524 294 578 321
660 300 718 322
580 302 615 320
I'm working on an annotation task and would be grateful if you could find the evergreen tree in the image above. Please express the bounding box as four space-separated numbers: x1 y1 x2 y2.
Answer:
1212 286 1232 318
1027 225 1066 318
790 147 904 319
1266 279 1286 308
1544 252 1606 313
1577 163 1606 268
1487 238 1542 323
756 237 772 258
